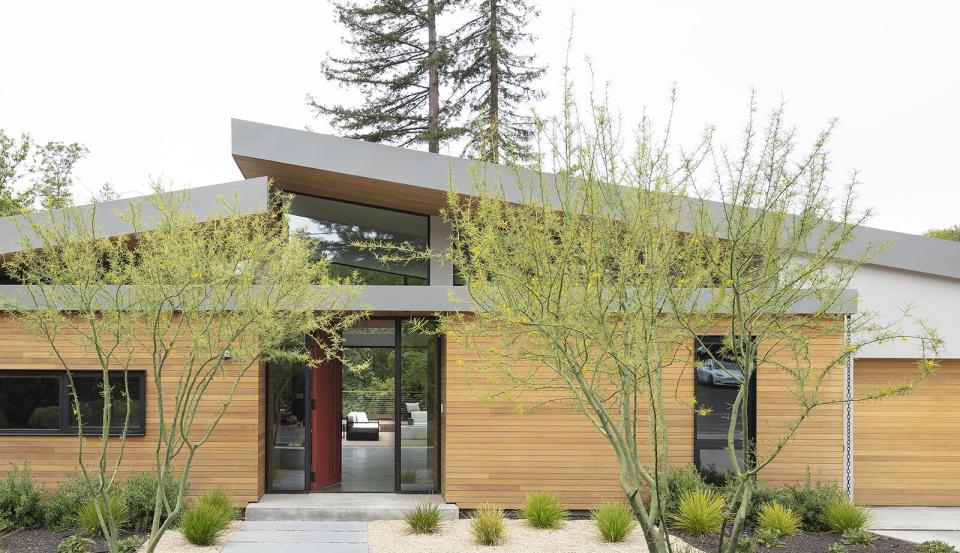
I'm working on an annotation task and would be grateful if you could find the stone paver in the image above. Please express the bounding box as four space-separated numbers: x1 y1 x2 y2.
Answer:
223 520 368 553
870 507 960 548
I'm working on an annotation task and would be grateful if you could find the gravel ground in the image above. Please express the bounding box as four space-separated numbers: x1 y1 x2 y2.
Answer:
369 519 702 553
134 521 240 553
678 530 919 553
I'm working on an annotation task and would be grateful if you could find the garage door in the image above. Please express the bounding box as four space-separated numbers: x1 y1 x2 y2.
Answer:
854 359 960 506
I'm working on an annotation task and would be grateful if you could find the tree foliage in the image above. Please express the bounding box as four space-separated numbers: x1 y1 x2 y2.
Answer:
311 0 462 153
0 129 87 216
426 70 942 551
452 0 545 162
923 225 960 242
2 184 363 553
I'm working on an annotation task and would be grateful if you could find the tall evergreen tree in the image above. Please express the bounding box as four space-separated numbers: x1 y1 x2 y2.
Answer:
452 0 545 162
310 0 463 153
0 129 87 215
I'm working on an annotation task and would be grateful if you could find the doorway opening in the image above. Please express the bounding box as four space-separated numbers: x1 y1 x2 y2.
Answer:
265 318 440 494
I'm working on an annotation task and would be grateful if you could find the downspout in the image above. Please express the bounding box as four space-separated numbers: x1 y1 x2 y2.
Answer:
843 314 854 500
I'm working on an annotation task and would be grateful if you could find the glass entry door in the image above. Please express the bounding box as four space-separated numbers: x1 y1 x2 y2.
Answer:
399 321 440 491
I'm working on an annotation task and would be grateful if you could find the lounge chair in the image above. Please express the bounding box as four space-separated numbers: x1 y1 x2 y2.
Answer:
345 411 380 441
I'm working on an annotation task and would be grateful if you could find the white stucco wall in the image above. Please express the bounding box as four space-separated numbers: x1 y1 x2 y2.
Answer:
852 263 960 358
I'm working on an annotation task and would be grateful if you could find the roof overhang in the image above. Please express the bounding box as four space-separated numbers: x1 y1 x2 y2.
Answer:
0 177 270 256
231 118 960 281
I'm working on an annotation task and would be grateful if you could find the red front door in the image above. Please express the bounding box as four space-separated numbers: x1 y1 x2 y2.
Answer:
311 333 341 490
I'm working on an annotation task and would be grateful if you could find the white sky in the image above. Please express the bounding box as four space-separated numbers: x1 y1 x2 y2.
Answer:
1 0 957 235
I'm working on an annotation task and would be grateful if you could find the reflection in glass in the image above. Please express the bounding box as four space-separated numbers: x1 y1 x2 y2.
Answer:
399 321 439 492
288 194 429 285
0 375 60 430
69 373 144 432
694 337 751 480
267 360 307 491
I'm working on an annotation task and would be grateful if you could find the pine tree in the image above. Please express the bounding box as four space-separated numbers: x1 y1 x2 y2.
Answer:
452 0 545 162
310 0 463 153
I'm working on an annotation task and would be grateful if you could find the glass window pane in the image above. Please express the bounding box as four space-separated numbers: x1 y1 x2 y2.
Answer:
399 321 439 492
267 360 308 491
289 195 429 285
0 375 60 430
343 319 397 347
69 373 143 431
694 338 746 480
341 347 395 492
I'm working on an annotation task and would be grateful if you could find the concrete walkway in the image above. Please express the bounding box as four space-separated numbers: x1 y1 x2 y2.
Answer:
870 507 960 548
222 521 368 553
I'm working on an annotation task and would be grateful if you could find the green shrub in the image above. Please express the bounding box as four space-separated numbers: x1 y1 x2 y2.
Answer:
667 465 711 514
0 517 11 541
757 501 801 537
179 502 231 546
118 535 145 553
917 540 958 553
840 528 877 546
777 478 846 532
122 471 184 531
404 501 442 534
670 489 724 535
0 463 45 528
826 544 848 553
591 500 637 543
753 527 783 548
470 504 506 546
77 494 129 537
520 491 568 529
57 535 94 553
825 499 870 533
735 536 757 553
45 475 92 531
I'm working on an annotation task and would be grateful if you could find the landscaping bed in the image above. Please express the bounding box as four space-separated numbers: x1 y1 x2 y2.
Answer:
1 528 146 553
369 519 701 553
678 530 918 553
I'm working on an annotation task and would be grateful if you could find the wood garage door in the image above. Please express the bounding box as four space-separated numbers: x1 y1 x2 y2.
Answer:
854 359 960 506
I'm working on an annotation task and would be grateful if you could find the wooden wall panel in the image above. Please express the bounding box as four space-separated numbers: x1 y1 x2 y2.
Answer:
0 315 264 504
854 358 960 506
442 319 846 509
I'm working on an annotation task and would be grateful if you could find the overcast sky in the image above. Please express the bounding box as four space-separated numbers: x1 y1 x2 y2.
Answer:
1 0 957 235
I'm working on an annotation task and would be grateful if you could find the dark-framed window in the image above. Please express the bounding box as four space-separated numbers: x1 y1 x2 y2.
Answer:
287 193 430 286
693 337 756 482
0 371 146 436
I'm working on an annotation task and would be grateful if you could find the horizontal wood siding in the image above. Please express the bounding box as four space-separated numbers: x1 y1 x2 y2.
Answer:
442 319 846 509
0 315 264 503
854 358 960 506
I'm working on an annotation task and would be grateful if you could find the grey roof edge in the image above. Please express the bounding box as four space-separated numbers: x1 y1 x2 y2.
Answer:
0 285 856 314
0 177 270 255
231 118 960 281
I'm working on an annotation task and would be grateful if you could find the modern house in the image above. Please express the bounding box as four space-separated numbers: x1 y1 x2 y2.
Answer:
0 119 957 510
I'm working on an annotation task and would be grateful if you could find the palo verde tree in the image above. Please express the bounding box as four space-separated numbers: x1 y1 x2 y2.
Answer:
451 0 545 162
2 185 363 553
425 79 714 551
311 0 463 153
678 98 943 553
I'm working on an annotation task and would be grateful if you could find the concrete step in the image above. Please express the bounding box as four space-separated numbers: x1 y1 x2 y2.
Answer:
244 493 459 522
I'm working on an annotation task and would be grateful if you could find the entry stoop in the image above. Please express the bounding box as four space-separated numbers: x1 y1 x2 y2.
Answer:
244 493 459 522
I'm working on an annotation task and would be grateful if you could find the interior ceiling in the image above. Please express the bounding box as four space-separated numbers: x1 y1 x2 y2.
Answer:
233 155 448 216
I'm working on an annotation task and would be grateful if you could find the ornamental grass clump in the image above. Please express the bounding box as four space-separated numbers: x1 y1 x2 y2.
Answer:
671 489 724 535
592 500 637 543
404 501 442 534
520 491 568 529
470 504 506 546
757 501 801 537
78 495 129 537
179 502 231 546
825 499 871 533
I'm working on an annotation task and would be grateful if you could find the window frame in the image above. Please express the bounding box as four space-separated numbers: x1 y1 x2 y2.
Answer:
0 370 147 436
692 336 757 477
